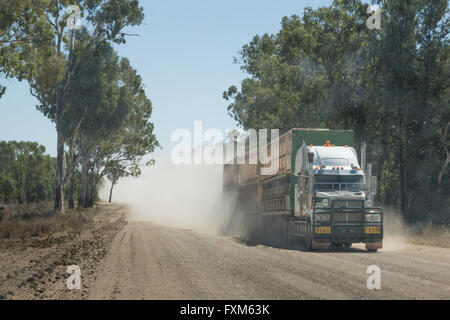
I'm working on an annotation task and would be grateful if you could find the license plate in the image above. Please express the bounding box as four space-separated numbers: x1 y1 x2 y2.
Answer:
365 226 381 234
315 226 331 234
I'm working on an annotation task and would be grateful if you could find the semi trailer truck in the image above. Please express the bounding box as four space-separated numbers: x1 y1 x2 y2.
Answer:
223 128 383 252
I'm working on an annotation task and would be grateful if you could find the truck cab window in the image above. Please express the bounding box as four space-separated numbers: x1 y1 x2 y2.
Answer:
314 175 364 191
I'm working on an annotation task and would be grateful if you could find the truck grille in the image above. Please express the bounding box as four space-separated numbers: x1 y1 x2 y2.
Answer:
333 213 363 223
333 200 363 208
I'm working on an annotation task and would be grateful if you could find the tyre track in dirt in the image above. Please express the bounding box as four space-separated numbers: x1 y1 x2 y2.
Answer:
0 204 127 300
89 220 450 300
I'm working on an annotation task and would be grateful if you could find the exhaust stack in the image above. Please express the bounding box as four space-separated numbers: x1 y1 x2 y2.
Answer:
361 141 367 174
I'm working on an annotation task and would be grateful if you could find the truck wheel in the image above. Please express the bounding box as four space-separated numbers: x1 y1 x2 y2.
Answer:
286 220 292 246
331 242 342 247
305 220 312 250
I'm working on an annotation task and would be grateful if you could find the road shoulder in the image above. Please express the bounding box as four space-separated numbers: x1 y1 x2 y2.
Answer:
0 203 128 300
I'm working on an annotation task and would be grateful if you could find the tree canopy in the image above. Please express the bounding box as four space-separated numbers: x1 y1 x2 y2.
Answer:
224 0 450 223
0 141 55 204
0 0 159 212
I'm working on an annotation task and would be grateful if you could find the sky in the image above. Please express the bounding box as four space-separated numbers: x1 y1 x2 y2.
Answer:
0 0 332 157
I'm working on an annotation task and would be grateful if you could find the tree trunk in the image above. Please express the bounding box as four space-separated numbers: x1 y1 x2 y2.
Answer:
398 138 405 216
78 154 89 208
68 174 75 209
399 141 411 223
55 128 66 215
88 177 96 207
109 182 115 203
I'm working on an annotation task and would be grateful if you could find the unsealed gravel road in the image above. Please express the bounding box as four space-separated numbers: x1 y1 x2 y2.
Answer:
89 220 450 300
0 203 126 299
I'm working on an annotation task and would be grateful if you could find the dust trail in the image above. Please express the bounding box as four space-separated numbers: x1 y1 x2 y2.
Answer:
382 206 412 251
101 158 411 249
100 156 235 234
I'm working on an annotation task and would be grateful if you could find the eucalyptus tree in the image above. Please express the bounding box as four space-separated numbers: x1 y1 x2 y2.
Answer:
224 0 369 132
224 0 449 223
60 34 129 208
0 0 51 98
2 0 145 214
80 58 159 207
0 141 55 204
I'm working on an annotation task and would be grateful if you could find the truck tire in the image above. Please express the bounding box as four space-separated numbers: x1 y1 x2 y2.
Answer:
286 219 293 246
331 242 343 247
305 220 312 250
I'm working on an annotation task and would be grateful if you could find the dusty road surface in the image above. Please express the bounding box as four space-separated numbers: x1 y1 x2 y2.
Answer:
90 220 450 300
0 203 126 299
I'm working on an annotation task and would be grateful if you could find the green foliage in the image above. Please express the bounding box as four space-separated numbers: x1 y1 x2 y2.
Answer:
0 0 54 79
64 37 128 138
224 0 450 224
86 57 160 204
1 0 148 213
0 141 55 204
1 1 157 210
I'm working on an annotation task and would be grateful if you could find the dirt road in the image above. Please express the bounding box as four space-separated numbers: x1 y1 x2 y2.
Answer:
0 203 126 299
89 220 450 300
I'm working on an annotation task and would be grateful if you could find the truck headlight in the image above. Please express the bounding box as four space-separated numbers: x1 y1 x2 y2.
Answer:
366 199 373 207
322 199 329 207
314 214 330 222
365 214 382 223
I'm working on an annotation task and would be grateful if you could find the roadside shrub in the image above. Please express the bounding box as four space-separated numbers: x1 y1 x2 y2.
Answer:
0 202 95 239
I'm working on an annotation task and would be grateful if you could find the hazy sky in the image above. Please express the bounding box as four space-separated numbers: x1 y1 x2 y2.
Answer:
0 0 332 157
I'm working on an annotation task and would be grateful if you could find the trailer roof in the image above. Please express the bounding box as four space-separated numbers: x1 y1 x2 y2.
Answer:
225 128 355 164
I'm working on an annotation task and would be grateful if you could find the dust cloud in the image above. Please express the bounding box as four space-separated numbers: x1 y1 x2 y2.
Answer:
100 158 412 249
382 206 412 251
100 156 235 234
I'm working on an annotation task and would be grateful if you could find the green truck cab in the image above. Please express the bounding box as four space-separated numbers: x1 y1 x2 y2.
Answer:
223 128 383 252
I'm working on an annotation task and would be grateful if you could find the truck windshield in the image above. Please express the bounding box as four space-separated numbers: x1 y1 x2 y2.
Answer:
314 175 364 191
322 158 349 166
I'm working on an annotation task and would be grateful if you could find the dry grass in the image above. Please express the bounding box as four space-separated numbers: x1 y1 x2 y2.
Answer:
408 223 450 248
0 202 96 239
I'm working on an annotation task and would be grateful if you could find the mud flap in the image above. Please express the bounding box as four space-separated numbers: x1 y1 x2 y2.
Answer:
311 240 330 250
365 241 382 250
